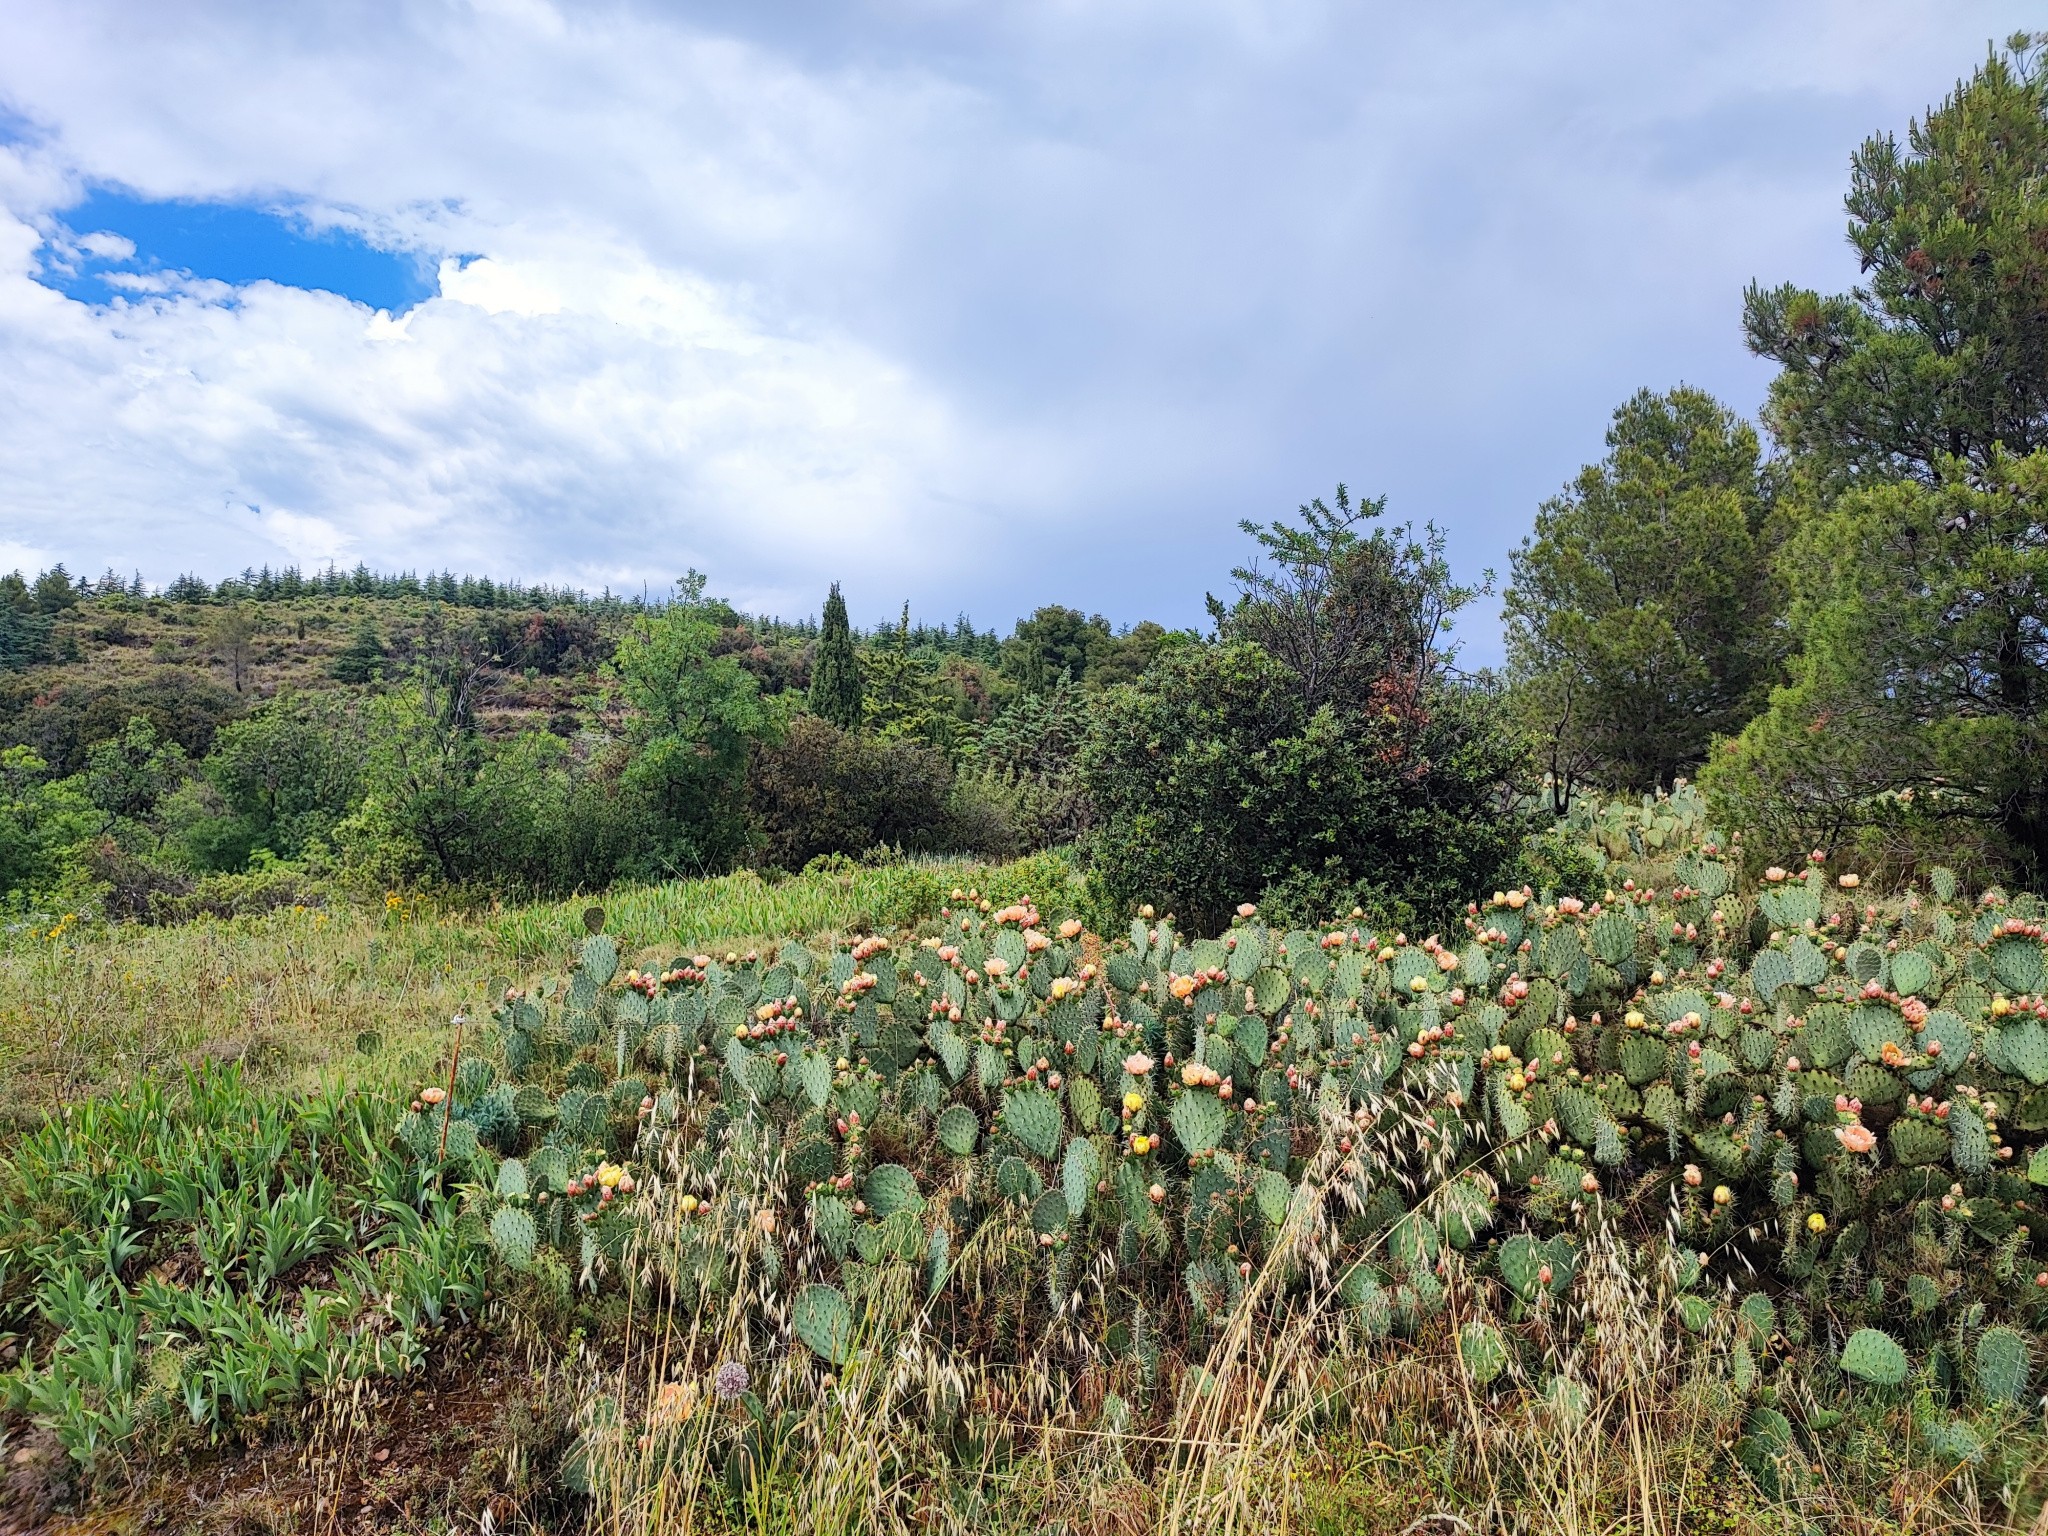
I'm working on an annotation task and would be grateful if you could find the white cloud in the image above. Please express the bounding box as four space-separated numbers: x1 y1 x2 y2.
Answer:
0 208 988 614
0 0 2035 643
75 230 132 259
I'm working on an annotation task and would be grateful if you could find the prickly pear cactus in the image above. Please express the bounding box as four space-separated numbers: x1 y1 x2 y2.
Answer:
394 834 2048 1397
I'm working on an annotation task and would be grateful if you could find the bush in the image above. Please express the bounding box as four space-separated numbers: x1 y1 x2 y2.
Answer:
1081 642 1527 934
748 715 955 871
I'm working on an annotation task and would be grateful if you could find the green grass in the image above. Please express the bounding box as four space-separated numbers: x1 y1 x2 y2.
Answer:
479 849 1084 968
0 851 1076 1116
0 1067 484 1479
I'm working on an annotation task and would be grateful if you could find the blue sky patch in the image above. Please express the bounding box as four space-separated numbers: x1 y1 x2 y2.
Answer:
39 189 437 312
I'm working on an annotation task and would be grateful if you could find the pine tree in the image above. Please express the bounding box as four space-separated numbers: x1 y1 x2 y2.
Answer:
1707 36 2048 877
331 619 387 684
808 583 864 729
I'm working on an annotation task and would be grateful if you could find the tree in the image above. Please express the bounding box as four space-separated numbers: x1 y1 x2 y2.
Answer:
0 747 98 904
862 608 963 752
609 574 778 875
330 619 387 684
205 603 260 693
748 715 954 870
1089 621 1173 687
1704 454 2048 874
193 693 365 863
80 716 190 829
32 565 80 614
0 572 52 673
1214 485 1467 713
1708 38 2048 877
1086 492 1527 933
809 583 863 729
1000 606 1111 692
1744 34 2048 489
1505 387 1782 799
1082 643 1525 935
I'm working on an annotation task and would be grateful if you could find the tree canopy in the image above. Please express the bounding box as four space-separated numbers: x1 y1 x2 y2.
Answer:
1506 387 1782 798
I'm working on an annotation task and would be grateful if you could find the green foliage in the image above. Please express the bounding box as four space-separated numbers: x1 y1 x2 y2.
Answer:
609 575 776 876
175 692 362 869
747 715 956 872
1082 641 1525 934
1000 605 1111 693
1711 39 2048 880
808 583 863 730
0 1067 485 1470
0 746 101 907
1507 387 1783 796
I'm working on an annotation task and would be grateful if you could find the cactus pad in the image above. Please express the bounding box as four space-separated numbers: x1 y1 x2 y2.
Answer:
1992 936 2043 993
936 1104 979 1157
863 1164 922 1218
1888 1117 1949 1166
1788 934 1829 988
793 1283 853 1364
1974 1324 2031 1404
1749 949 1792 1004
1620 1034 1667 1086
1001 1088 1064 1160
2001 1020 2048 1086
1458 1321 1509 1385
1169 1091 1227 1157
1890 950 1935 997
1845 1062 1903 1107
1839 1327 1909 1386
1062 1138 1101 1220
490 1206 537 1271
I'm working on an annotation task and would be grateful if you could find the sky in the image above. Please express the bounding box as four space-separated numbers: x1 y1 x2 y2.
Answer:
0 1 2033 659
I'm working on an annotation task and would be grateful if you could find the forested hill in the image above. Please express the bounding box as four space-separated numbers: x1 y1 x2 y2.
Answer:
0 564 1106 776
0 563 1182 912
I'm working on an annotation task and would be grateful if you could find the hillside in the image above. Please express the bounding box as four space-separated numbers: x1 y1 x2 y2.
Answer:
1 588 627 775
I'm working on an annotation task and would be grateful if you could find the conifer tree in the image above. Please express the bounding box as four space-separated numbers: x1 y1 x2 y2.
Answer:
808 583 864 729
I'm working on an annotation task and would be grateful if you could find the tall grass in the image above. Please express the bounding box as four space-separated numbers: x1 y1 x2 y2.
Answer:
482 851 1083 968
0 852 1074 1116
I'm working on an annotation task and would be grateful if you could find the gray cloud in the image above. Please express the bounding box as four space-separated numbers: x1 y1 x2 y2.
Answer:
0 0 2030 654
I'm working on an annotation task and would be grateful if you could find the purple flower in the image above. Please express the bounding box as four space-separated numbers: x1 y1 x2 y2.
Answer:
713 1359 750 1400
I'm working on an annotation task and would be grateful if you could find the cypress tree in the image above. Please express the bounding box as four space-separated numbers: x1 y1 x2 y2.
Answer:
808 583 864 729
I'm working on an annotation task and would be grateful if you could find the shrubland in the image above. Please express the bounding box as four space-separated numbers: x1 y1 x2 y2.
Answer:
7 30 2048 1536
9 802 2048 1531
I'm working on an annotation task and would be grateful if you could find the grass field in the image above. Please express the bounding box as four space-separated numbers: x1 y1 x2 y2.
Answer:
0 853 1077 1115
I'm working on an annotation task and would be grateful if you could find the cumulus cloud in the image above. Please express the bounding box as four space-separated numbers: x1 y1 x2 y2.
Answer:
0 0 2033 644
0 203 987 615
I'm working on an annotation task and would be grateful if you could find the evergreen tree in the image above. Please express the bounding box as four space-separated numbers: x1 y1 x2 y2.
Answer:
808 583 864 729
1000 605 1111 692
1506 387 1782 800
1707 36 2048 876
331 619 388 684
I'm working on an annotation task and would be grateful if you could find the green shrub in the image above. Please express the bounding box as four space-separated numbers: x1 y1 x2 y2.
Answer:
748 715 956 871
1081 642 1525 933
